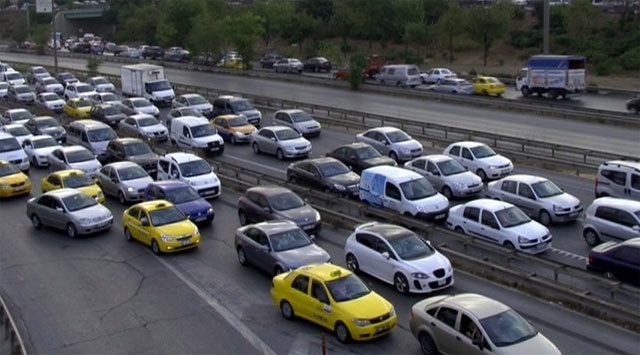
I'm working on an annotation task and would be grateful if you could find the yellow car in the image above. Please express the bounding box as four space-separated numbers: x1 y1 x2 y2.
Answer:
270 263 397 343
122 200 200 254
41 169 105 204
0 160 31 198
211 114 256 144
63 97 93 119
218 58 245 69
471 76 506 96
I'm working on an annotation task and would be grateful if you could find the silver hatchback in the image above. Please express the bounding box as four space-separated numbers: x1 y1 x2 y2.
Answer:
95 161 154 204
404 154 483 199
273 109 322 138
250 126 312 160
582 197 640 247
355 127 423 163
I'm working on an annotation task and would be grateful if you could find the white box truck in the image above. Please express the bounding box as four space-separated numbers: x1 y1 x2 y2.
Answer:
515 55 587 100
120 63 175 107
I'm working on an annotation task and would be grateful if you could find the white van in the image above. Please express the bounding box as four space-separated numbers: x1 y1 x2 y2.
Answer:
156 152 221 199
66 119 117 157
1 71 26 86
0 132 30 172
595 160 640 201
376 64 421 88
359 166 449 221
169 116 224 155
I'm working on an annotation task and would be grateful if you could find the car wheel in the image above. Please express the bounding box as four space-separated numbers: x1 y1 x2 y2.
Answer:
421 77 426 84
504 241 516 250
521 86 530 97
237 246 248 266
252 142 260 154
31 214 42 229
238 210 248 226
280 300 294 320
476 169 487 182
273 265 284 276
482 89 489 96
454 226 464 234
118 191 126 205
66 223 78 238
314 67 319 73
442 186 453 200
604 270 615 280
30 157 38 167
276 149 284 160
335 322 351 343
170 139 177 146
394 273 409 294
124 227 133 241
230 135 236 145
539 210 552 226
389 151 399 162
419 332 438 355
583 228 600 247
345 253 359 272
288 175 297 184
151 239 161 254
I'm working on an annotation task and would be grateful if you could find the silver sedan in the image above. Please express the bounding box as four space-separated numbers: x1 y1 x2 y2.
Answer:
355 127 423 163
404 154 483 199
234 220 330 276
26 188 113 238
250 126 312 160
95 161 154 204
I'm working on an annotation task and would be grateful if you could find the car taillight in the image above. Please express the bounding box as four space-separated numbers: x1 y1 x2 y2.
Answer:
587 255 593 265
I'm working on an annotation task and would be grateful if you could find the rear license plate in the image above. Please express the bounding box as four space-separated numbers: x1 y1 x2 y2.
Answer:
434 214 445 220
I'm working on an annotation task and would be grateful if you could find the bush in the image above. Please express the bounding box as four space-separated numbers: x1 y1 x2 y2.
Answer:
618 47 640 71
86 57 103 77
348 53 366 90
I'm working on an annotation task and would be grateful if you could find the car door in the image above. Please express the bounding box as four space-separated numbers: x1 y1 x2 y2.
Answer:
370 236 398 284
460 147 477 172
309 279 332 329
101 166 118 196
243 228 272 272
177 125 192 149
125 207 143 242
494 180 518 205
611 246 640 284
516 182 539 218
43 174 62 192
49 196 69 230
382 181 403 212
457 313 491 354
446 145 463 165
34 195 56 226
613 209 640 241
260 130 277 155
627 173 640 200
431 307 461 353
425 160 446 191
351 233 378 275
213 118 230 140
296 163 321 189
287 275 313 322
479 210 502 244
51 149 65 171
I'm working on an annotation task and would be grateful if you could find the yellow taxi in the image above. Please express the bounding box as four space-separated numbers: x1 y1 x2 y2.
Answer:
63 97 93 119
122 200 200 254
210 114 256 144
270 263 397 343
41 169 105 203
219 58 245 70
471 76 506 96
0 160 31 198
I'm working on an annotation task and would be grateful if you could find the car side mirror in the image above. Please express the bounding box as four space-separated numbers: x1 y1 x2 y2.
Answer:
381 251 390 259
263 206 271 212
432 171 440 176
270 137 276 141
111 177 118 183
140 217 150 227
55 206 64 213
259 244 270 252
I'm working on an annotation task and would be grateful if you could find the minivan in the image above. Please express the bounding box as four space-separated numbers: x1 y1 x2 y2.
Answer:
169 116 224 155
66 119 117 157
595 160 640 201
376 64 421 88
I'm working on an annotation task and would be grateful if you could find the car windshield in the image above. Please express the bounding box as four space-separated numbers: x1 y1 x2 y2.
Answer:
102 106 119 115
62 193 98 212
437 159 466 176
42 94 61 102
33 67 47 74
176 108 202 117
123 142 153 156
290 111 314 122
0 138 20 152
269 228 311 252
275 129 300 141
0 164 20 177
75 100 92 108
15 86 32 94
37 118 59 128
480 309 538 347
400 178 437 200
66 149 95 163
326 274 371 302
495 207 531 228
471 145 496 158
179 160 211 177
11 111 33 121
132 99 152 108
269 191 305 211
386 130 411 143
77 85 93 93
191 124 217 137
407 67 419 75
118 166 148 181
165 186 201 204
355 146 381 159
101 93 117 102
32 137 57 149
7 126 30 136
63 174 94 188
92 78 108 84
149 206 186 226
6 73 22 80
388 233 435 260
531 180 563 198
87 128 116 142
229 100 253 111
59 73 75 80
318 161 350 177
0 83 8 89
43 78 59 85
188 96 208 105
228 116 249 127
138 116 159 127
486 77 500 84
147 81 171 91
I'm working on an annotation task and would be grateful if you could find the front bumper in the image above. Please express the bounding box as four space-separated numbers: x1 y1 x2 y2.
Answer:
348 316 397 342
415 207 449 222
160 234 201 253
79 218 113 235
196 185 222 199
0 182 32 197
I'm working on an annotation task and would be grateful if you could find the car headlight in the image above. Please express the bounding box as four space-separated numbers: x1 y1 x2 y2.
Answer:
352 319 371 327
193 226 199 235
285 145 296 152
447 264 453 272
207 207 214 214
416 204 426 212
160 233 173 242
488 165 499 170
553 205 564 212
399 146 410 154
78 218 91 225
333 184 346 191
453 181 464 189
411 272 430 279
314 210 321 222
0 183 10 189
22 158 28 163
126 187 134 193
517 236 530 244
389 308 396 317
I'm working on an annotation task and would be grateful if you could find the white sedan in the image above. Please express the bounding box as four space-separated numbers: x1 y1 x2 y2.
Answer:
121 97 160 117
344 222 454 294
118 114 168 141
446 199 552 254
35 92 65 113
443 141 513 182
21 135 61 167
1 124 33 145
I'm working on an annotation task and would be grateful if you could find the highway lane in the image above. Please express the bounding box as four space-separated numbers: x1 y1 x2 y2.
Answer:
1 167 639 355
2 53 638 157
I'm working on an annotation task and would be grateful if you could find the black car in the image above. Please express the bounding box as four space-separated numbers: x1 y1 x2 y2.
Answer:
303 57 332 73
286 157 360 197
89 104 127 126
326 142 397 174
626 97 639 114
587 238 639 286
71 42 92 53
237 186 321 235
99 138 159 178
56 72 79 87
259 54 282 69
141 46 165 60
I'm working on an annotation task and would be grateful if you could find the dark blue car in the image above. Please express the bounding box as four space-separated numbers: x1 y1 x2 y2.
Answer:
587 238 640 286
143 181 215 225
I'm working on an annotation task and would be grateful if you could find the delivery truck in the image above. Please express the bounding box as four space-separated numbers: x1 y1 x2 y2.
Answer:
515 55 587 99
120 63 175 107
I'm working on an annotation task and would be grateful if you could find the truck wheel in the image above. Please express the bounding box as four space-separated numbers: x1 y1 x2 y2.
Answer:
520 87 530 97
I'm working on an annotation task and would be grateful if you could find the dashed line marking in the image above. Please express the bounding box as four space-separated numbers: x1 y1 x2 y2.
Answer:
549 247 587 262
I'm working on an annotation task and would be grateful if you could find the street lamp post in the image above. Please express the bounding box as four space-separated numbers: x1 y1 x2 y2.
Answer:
52 0 58 73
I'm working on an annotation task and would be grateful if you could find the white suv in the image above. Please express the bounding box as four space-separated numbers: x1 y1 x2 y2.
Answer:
595 160 640 201
156 152 221 199
582 197 640 247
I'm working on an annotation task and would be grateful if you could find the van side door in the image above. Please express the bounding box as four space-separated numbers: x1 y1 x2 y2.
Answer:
382 181 403 212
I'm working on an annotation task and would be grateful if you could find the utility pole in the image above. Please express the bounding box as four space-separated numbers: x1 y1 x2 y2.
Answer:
52 0 58 73
26 3 31 42
543 0 550 54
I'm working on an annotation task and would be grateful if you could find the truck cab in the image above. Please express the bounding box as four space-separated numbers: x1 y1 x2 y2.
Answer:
120 64 175 107
516 55 586 99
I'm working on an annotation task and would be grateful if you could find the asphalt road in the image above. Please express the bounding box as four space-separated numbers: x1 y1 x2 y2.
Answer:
1 53 638 157
1 166 639 355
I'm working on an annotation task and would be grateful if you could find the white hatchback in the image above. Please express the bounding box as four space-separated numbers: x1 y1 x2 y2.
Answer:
443 141 513 182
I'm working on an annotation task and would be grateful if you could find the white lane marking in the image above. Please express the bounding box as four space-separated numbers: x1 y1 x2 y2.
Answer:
155 257 278 355
549 247 587 262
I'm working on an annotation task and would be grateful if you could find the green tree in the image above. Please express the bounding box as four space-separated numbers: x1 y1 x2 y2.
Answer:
421 0 449 25
565 0 596 52
156 0 207 47
437 1 465 63
252 0 295 48
403 22 428 58
465 3 511 66
281 13 318 54
86 57 102 77
348 53 367 90
330 2 357 57
223 13 264 69
188 10 225 63
296 0 334 23
115 4 161 44
32 24 49 55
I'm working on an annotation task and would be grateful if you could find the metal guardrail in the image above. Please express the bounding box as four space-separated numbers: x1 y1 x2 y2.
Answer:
1 295 27 355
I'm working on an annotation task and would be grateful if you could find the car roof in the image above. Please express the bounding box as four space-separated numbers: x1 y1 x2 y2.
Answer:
164 152 202 163
60 145 91 153
149 180 191 190
448 141 486 148
5 108 30 114
275 109 303 114
295 263 353 282
31 135 57 141
263 125 293 132
422 154 454 163
51 169 87 178
214 114 243 121
105 161 140 169
135 200 175 211
499 174 547 184
362 165 422 181
367 127 402 134
247 186 293 196
297 157 339 166
601 160 640 171
0 132 16 140
3 123 26 129
129 113 155 120
252 220 299 234
591 197 640 210
463 198 515 211
71 119 110 128
355 222 412 240
44 187 81 198
437 293 510 319
33 115 56 121
180 93 203 99
339 142 373 150
174 116 208 125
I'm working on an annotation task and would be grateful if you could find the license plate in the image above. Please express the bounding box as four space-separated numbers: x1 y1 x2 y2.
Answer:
195 216 207 222
209 146 220 151
13 186 24 192
537 242 548 250
434 214 445 220
181 239 191 246
569 212 579 217
97 221 110 228
376 324 390 332
302 225 314 230
501 169 510 174
437 279 446 286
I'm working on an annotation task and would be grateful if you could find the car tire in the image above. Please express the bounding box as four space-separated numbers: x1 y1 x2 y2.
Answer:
419 332 438 355
504 241 516 250
252 142 260 154
454 226 464 234
288 175 297 184
238 210 248 226
603 270 615 280
539 210 552 226
314 67 319 73
389 151 398 162
31 214 42 229
345 253 359 272
583 228 600 247
280 300 294 320
66 223 78 238
30 157 38 167
170 139 177 146
151 239 161 254
124 227 133 241
237 246 248 266
273 265 284 276
394 273 409 294
442 186 453 200
335 322 351 343
276 149 284 160
118 191 126 205
476 169 487 182
482 89 488 96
